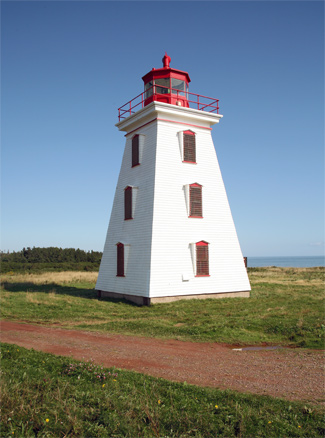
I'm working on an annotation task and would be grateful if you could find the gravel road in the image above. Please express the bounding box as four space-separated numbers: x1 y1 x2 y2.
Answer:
1 320 324 405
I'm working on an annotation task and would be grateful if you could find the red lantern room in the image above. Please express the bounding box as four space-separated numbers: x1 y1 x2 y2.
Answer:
142 53 191 108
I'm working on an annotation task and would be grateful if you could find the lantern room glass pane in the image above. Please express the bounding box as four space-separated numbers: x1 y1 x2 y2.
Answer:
144 81 153 99
154 78 170 94
171 78 185 96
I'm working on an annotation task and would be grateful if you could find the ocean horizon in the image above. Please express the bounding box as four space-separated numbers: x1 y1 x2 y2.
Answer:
247 256 324 268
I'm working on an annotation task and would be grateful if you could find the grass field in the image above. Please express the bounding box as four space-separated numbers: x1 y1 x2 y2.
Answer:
1 267 324 348
1 343 324 438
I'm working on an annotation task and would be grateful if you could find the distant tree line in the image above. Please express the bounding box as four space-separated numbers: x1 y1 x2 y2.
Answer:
0 247 102 273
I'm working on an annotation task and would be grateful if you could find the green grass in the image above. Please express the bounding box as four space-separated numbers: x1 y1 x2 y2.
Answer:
1 343 324 438
1 267 324 348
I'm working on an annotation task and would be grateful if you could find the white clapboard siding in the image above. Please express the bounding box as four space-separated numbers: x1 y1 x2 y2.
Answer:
96 101 251 301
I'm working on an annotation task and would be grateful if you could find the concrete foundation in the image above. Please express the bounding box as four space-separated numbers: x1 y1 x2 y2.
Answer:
97 290 250 306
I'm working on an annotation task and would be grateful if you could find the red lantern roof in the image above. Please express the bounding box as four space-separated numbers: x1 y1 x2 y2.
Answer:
142 53 191 107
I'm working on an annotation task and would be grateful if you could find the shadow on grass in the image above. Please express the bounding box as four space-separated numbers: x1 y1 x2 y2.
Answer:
1 282 140 306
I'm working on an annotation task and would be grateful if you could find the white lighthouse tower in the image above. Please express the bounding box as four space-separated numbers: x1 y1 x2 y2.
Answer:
96 54 250 305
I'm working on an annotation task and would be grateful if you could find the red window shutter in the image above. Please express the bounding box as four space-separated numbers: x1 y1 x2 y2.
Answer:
116 243 124 276
132 135 139 167
124 186 132 220
183 132 196 163
190 184 202 217
196 242 209 276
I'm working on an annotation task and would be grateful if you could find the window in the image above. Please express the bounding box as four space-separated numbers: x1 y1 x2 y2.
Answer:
116 243 124 277
124 186 132 220
154 78 170 94
196 241 209 276
132 135 139 167
189 184 202 217
144 81 153 99
183 131 196 163
171 78 185 96
124 185 138 220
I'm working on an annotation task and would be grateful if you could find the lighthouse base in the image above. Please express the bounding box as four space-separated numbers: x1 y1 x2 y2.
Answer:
96 290 250 306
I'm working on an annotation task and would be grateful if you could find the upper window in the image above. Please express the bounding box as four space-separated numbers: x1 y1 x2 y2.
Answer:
189 184 203 217
171 78 185 96
155 78 170 95
132 135 140 167
183 131 196 163
124 186 132 220
116 243 124 277
144 81 153 99
196 241 209 276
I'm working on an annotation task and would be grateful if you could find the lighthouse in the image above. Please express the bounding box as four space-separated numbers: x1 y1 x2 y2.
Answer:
96 54 251 305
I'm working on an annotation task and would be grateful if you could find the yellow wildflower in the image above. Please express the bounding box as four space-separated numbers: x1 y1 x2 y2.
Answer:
45 419 49 423
215 405 218 409
102 384 105 388
158 400 161 405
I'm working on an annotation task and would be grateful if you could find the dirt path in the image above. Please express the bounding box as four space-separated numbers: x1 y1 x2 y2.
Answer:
1 320 324 405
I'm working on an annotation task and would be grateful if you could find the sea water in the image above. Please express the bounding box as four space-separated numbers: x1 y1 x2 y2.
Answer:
247 256 325 268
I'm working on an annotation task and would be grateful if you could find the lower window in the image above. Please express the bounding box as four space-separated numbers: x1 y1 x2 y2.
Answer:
196 241 209 276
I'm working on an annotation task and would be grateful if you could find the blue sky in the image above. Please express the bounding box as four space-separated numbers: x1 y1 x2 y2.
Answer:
1 1 324 257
